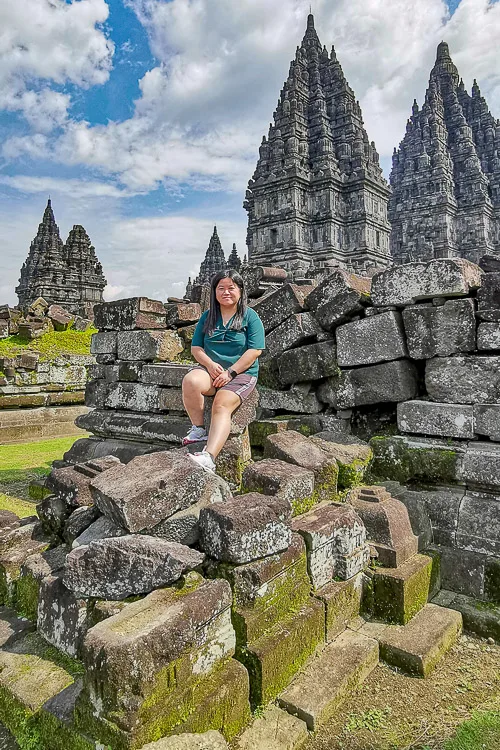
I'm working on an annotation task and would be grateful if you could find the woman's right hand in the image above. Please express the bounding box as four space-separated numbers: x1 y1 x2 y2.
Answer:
207 361 224 381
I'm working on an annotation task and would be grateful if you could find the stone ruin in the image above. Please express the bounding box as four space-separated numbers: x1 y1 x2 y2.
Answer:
0 299 94 443
0 255 498 749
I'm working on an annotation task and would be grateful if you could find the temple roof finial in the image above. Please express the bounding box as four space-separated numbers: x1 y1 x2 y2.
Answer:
436 41 450 61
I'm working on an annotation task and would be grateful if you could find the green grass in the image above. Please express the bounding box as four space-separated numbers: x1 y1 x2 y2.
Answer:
0 328 96 361
0 437 81 512
444 711 500 750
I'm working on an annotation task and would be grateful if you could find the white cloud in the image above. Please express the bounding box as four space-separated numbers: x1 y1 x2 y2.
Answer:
0 0 114 131
0 175 136 200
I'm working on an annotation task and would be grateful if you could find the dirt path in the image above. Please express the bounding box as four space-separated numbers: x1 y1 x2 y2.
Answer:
304 633 500 750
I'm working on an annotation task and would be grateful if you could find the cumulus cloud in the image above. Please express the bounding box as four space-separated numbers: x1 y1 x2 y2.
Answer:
0 0 114 131
0 175 137 199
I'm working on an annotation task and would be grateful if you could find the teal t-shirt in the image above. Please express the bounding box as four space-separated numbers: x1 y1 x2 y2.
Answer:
191 308 265 378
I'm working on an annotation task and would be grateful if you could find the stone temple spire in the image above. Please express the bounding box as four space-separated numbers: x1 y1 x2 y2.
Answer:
244 13 391 275
227 243 242 272
195 226 227 285
16 199 106 315
389 42 499 264
16 198 66 309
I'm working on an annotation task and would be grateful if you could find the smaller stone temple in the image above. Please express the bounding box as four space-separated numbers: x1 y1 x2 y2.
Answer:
16 199 106 315
389 42 500 264
185 226 242 299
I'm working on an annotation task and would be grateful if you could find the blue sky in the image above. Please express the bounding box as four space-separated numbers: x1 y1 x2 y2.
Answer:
0 0 499 305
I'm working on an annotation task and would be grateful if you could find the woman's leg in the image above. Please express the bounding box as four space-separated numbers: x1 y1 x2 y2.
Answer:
182 369 215 426
205 390 241 458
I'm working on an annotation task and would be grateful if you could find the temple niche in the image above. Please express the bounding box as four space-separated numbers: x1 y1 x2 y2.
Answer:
389 42 500 264
16 199 106 316
244 14 392 277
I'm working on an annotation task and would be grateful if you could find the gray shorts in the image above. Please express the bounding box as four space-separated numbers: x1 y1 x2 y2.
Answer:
189 366 257 401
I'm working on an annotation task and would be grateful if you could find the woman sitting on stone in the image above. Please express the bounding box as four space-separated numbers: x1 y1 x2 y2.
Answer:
182 269 265 473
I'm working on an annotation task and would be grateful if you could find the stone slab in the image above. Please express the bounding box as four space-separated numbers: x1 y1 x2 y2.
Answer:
426 355 500 404
37 573 90 657
433 591 500 642
369 435 464 486
140 732 228 749
372 554 432 625
477 322 500 350
234 704 308 750
265 312 322 359
141 363 192 388
318 359 418 409
257 386 322 414
117 330 183 361
278 341 337 384
336 312 407 367
278 629 378 731
402 299 476 359
251 284 312 333
76 408 191 445
397 400 475 439
458 443 500 490
378 603 462 676
371 259 482 306
455 490 500 556
241 459 315 517
474 404 500 441
94 297 166 330
106 382 185 412
305 270 371 330
314 574 363 641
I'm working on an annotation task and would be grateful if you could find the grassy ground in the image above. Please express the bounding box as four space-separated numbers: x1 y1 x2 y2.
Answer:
0 328 95 362
0 436 80 516
306 634 500 750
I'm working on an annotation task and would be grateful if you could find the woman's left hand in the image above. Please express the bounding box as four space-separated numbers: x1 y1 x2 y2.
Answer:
212 370 232 388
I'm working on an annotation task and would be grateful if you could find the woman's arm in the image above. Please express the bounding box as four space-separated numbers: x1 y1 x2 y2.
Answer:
191 346 224 380
212 349 262 388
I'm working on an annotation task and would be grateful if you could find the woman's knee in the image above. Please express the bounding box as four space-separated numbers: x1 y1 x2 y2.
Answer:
182 370 208 393
212 393 240 415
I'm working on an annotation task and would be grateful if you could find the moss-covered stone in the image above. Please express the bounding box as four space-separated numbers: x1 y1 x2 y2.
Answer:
311 462 339 504
425 547 442 602
337 455 372 489
248 420 288 448
314 574 363 641
373 554 432 625
15 572 39 622
290 494 317 517
38 700 95 750
485 558 500 603
237 599 325 708
369 435 460 485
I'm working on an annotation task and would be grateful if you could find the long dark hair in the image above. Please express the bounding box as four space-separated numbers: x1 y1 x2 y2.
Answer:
203 269 247 335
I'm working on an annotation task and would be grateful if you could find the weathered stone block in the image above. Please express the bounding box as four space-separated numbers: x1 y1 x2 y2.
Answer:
455 490 500 556
372 554 432 624
241 459 315 517
248 419 289 448
37 572 91 657
318 359 418 409
428 545 485 598
199 493 292 564
477 272 500 320
141 732 228 750
378 603 462 676
257 386 322 413
292 504 368 588
402 299 476 359
215 429 252 486
314 574 363 641
84 378 109 409
426 355 500 404
91 450 232 532
336 312 407 367
474 404 500 441
165 302 201 328
146 491 225 546
458 443 500 489
278 340 337 384
141 363 192 388
241 598 324 707
250 284 312 333
64 535 204 599
0 511 20 534
16 546 67 621
76 576 239 737
400 486 464 548
72 515 125 548
105 381 185 412
94 297 166 331
306 270 371 330
264 431 339 502
117 330 183 361
371 259 482 306
369 435 463 486
310 435 372 489
278 629 378 731
63 506 100 546
234 705 307 750
477 322 500 350
263 312 322 359
397 400 475 439
0 524 50 607
348 486 418 567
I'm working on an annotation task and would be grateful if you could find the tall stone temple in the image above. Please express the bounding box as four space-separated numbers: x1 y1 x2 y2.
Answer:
16 199 106 315
389 42 500 264
244 13 391 276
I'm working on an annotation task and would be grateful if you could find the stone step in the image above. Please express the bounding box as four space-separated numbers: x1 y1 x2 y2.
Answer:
368 603 462 677
278 629 379 731
0 630 77 748
233 704 308 750
432 589 500 642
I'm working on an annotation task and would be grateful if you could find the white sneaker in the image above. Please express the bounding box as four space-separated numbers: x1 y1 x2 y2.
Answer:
189 449 216 473
182 425 208 446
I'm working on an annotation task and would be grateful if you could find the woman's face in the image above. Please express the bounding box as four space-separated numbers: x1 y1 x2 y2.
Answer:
216 277 241 308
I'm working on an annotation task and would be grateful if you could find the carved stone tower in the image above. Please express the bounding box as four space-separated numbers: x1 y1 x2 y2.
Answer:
227 243 242 273
389 42 500 264
244 13 391 276
16 199 106 314
194 226 227 285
